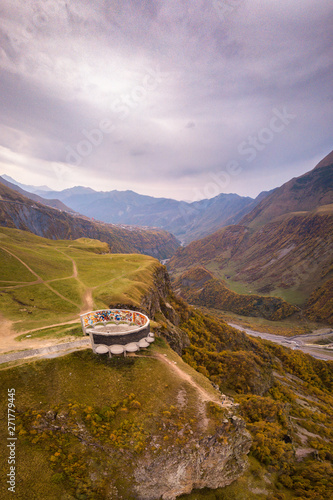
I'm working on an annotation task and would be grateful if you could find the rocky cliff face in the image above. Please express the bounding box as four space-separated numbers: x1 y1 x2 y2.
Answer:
134 416 251 500
139 265 191 355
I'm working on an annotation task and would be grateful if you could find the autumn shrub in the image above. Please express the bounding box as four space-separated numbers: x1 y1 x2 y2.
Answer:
239 395 288 426
249 421 292 466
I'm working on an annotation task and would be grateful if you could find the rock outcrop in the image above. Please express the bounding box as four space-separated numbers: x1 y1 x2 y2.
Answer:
134 416 252 500
140 265 190 354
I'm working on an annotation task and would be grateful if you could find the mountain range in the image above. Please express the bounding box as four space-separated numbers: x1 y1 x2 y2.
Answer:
0 175 76 214
1 175 271 244
0 181 179 260
169 150 333 325
240 152 333 228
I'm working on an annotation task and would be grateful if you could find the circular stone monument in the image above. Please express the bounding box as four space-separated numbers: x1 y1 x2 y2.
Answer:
80 309 153 355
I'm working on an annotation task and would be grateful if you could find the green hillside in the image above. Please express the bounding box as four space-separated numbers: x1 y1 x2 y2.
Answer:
0 227 160 335
0 342 247 500
0 181 180 260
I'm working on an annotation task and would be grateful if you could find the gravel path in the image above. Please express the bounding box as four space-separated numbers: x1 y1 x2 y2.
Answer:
153 352 234 409
0 338 90 365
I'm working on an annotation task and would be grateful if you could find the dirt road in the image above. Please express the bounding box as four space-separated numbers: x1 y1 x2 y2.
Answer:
229 322 333 361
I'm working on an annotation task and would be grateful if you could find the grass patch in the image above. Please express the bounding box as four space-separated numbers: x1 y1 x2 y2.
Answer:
46 278 85 306
0 344 216 422
270 287 308 306
69 251 158 288
62 237 110 253
1 242 73 281
205 261 315 307
16 324 83 341
0 247 36 281
205 262 254 294
93 278 150 309
0 283 80 330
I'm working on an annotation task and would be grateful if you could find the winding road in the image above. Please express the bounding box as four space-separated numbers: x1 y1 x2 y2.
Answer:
228 322 333 361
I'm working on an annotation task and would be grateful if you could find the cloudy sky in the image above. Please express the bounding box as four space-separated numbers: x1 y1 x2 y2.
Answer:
0 0 332 201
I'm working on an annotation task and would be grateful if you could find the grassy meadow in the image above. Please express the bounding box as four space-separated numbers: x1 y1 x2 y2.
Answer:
0 227 160 335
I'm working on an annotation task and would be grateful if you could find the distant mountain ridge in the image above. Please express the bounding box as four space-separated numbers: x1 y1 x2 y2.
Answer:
240 150 333 228
0 176 76 214
35 187 261 244
4 177 270 243
1 174 53 193
0 182 179 260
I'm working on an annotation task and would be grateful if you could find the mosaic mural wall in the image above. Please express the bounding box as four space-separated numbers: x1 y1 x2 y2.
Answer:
80 309 149 334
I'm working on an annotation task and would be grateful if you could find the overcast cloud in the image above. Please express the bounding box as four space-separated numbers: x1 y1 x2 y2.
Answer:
0 0 332 200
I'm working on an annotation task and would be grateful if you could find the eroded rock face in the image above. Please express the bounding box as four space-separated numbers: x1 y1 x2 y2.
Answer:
134 417 252 500
140 265 190 354
140 265 173 317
